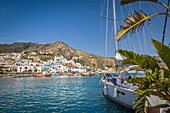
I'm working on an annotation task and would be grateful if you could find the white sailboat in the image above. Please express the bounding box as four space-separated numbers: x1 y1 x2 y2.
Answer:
100 0 167 112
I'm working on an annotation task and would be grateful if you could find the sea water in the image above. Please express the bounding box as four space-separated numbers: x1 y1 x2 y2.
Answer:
0 76 132 113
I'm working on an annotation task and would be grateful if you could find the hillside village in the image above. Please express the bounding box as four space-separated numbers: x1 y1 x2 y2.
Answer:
0 51 94 75
0 41 116 75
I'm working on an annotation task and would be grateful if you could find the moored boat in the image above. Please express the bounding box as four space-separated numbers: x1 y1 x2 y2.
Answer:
101 65 143 110
34 74 52 77
100 0 168 112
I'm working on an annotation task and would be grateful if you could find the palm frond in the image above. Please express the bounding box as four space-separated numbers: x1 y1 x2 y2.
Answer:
116 10 170 41
120 0 158 6
116 10 150 41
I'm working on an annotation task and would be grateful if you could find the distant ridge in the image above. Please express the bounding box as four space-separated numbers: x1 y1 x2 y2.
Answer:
0 41 115 71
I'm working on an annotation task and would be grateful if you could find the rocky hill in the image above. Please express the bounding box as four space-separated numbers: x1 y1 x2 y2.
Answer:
0 41 115 71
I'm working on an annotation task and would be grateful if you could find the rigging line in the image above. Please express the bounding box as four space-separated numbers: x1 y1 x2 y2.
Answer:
130 36 137 52
127 35 132 50
120 21 124 50
101 0 103 17
162 0 169 44
121 40 124 50
117 19 124 49
143 27 148 54
139 1 141 9
147 25 156 40
112 0 117 55
139 3 148 54
100 0 106 16
100 0 103 55
100 16 125 21
138 1 145 54
129 4 133 13
128 4 137 52
148 1 170 34
139 2 148 55
100 13 104 55
124 5 133 50
125 5 131 14
104 0 109 68
129 3 143 54
136 32 143 54
124 39 129 50
148 2 163 23
120 5 125 20
120 4 125 50
108 25 114 52
120 4 130 50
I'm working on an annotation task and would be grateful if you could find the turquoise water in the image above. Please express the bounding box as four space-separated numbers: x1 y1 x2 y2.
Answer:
0 77 132 113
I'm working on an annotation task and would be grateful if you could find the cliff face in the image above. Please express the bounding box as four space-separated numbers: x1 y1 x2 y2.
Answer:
0 41 115 70
37 41 75 59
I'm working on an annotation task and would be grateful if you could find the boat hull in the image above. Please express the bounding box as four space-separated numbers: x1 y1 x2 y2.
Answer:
101 79 136 111
34 74 52 77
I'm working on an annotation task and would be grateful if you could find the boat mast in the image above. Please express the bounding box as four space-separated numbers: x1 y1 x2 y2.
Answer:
104 0 109 70
113 0 117 55
113 0 119 74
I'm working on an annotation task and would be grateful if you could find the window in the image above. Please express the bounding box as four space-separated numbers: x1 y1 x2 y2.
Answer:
121 92 125 95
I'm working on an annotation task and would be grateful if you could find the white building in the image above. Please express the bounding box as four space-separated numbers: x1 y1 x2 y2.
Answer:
55 64 68 72
67 60 75 64
17 65 34 73
30 52 37 55
35 66 42 73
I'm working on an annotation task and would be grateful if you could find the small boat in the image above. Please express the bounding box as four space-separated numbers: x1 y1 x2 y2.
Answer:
34 74 52 77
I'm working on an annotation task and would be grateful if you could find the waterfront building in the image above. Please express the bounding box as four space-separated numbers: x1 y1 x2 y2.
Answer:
17 65 34 73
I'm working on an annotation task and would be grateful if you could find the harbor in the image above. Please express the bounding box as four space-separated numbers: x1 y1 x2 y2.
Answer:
0 72 99 78
0 76 132 113
0 0 169 112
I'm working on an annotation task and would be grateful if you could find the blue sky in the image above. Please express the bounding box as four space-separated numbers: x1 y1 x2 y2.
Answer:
0 0 169 57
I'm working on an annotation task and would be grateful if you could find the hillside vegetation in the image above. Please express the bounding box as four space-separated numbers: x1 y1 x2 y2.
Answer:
0 41 115 71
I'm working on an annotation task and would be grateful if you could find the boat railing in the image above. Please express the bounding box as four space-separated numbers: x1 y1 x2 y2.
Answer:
102 75 139 90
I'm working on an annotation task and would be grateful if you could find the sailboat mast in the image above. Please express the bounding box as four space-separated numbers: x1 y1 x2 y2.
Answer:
104 0 109 69
113 0 117 56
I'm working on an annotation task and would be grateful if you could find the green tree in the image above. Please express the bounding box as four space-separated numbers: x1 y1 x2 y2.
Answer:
116 0 170 112
118 39 170 113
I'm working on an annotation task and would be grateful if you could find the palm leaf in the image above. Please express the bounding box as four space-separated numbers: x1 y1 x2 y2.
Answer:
116 11 170 41
154 104 170 108
151 39 170 71
133 102 144 109
117 49 160 71
120 0 158 5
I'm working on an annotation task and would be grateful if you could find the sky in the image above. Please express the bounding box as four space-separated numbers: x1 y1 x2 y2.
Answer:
0 0 169 57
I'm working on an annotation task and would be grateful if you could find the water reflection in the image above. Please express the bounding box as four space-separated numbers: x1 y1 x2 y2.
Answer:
0 77 132 113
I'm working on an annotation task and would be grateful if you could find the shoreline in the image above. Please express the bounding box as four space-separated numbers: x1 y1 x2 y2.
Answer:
0 73 99 78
